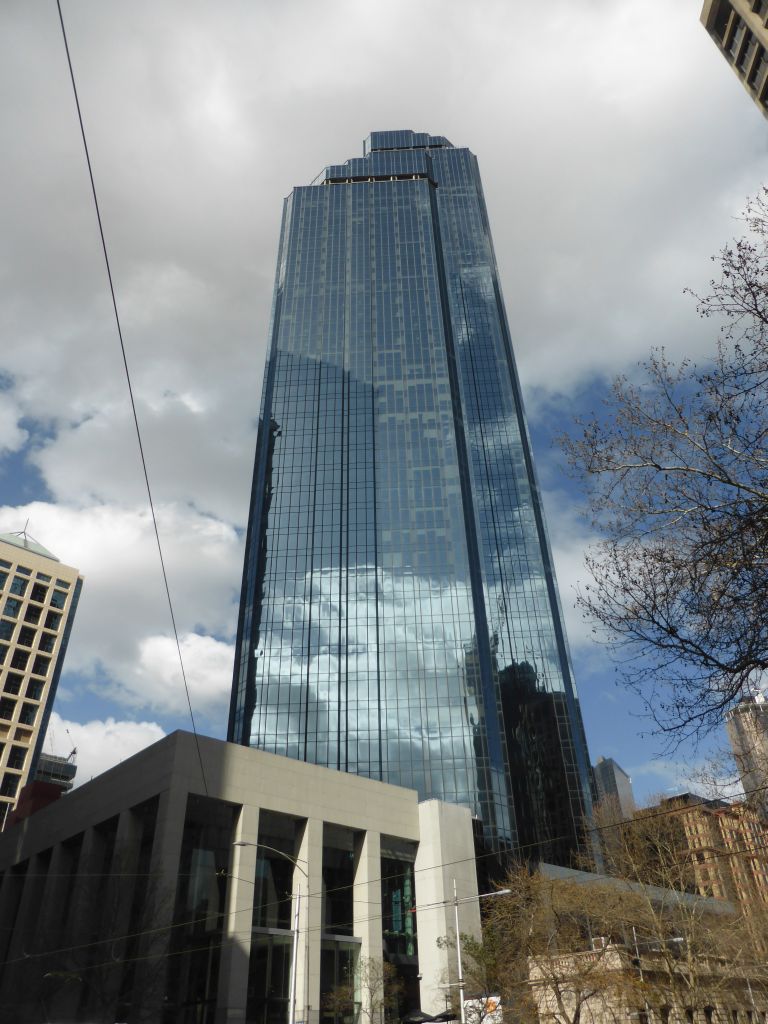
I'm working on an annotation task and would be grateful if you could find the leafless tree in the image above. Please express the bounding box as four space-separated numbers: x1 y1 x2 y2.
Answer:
323 954 405 1024
592 796 768 1014
461 868 646 1024
563 188 768 743
465 812 768 1024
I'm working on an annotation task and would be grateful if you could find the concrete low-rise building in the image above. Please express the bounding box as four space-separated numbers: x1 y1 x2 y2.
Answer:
0 731 480 1024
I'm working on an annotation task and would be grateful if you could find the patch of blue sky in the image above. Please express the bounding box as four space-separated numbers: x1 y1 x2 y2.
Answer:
0 438 52 506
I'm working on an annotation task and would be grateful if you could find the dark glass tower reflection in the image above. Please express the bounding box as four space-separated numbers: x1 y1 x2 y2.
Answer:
230 131 594 864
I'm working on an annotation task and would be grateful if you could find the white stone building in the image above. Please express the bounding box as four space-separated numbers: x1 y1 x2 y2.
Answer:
0 730 480 1023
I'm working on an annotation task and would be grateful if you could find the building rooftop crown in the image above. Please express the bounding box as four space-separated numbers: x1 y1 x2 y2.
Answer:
364 130 453 154
595 755 631 778
0 529 60 562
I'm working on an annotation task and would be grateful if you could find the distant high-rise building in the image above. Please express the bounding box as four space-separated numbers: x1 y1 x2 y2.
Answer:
230 131 595 865
658 792 768 905
593 756 636 819
0 532 82 828
701 0 768 117
726 693 768 819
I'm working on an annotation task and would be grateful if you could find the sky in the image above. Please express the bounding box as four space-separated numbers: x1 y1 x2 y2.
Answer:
1 0 766 800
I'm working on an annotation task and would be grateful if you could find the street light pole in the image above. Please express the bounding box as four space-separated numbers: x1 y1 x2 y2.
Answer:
289 889 301 1024
233 841 309 1024
453 880 466 1024
451 882 511 1024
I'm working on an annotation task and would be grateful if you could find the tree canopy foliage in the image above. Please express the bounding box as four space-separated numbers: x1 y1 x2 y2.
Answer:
564 189 768 741
464 843 767 1024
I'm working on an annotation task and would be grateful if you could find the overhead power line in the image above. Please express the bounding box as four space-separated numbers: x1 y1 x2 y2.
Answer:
54 0 208 796
11 789 768 975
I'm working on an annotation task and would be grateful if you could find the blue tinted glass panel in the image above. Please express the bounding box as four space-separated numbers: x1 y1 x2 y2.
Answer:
231 133 594 862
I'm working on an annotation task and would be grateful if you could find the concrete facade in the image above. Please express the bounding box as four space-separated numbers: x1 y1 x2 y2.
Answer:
701 0 768 117
0 731 480 1023
0 532 82 828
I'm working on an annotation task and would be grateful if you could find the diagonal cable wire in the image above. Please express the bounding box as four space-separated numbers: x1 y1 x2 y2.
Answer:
55 0 208 795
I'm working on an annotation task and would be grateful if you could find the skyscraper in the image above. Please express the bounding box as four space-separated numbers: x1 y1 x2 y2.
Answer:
0 531 82 828
593 756 636 819
230 131 594 863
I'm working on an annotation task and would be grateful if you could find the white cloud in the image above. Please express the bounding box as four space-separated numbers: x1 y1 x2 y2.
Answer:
543 494 599 653
114 631 234 718
43 711 166 787
31 391 256 524
0 392 27 456
629 756 745 805
0 502 241 722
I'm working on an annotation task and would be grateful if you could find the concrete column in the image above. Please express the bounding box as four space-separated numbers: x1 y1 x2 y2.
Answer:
35 841 67 949
355 829 383 954
108 805 144 949
414 801 479 1016
132 779 189 1007
148 778 189 882
217 802 260 1023
0 859 35 1013
354 830 383 1024
296 816 323 1024
0 864 26 965
63 825 102 946
31 842 73 1020
92 805 144 1019
0 853 45 1007
3 851 45 963
54 828 103 1022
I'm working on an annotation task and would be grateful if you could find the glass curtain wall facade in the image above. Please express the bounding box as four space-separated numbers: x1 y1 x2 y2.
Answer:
230 131 594 863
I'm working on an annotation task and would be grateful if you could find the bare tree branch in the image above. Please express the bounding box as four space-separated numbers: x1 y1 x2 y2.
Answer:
562 188 768 743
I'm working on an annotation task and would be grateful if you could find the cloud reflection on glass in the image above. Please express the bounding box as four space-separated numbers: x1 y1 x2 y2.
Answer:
231 132 594 863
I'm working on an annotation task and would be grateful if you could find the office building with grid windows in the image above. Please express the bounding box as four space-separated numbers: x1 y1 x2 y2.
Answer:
0 532 82 827
701 0 768 117
230 131 595 866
